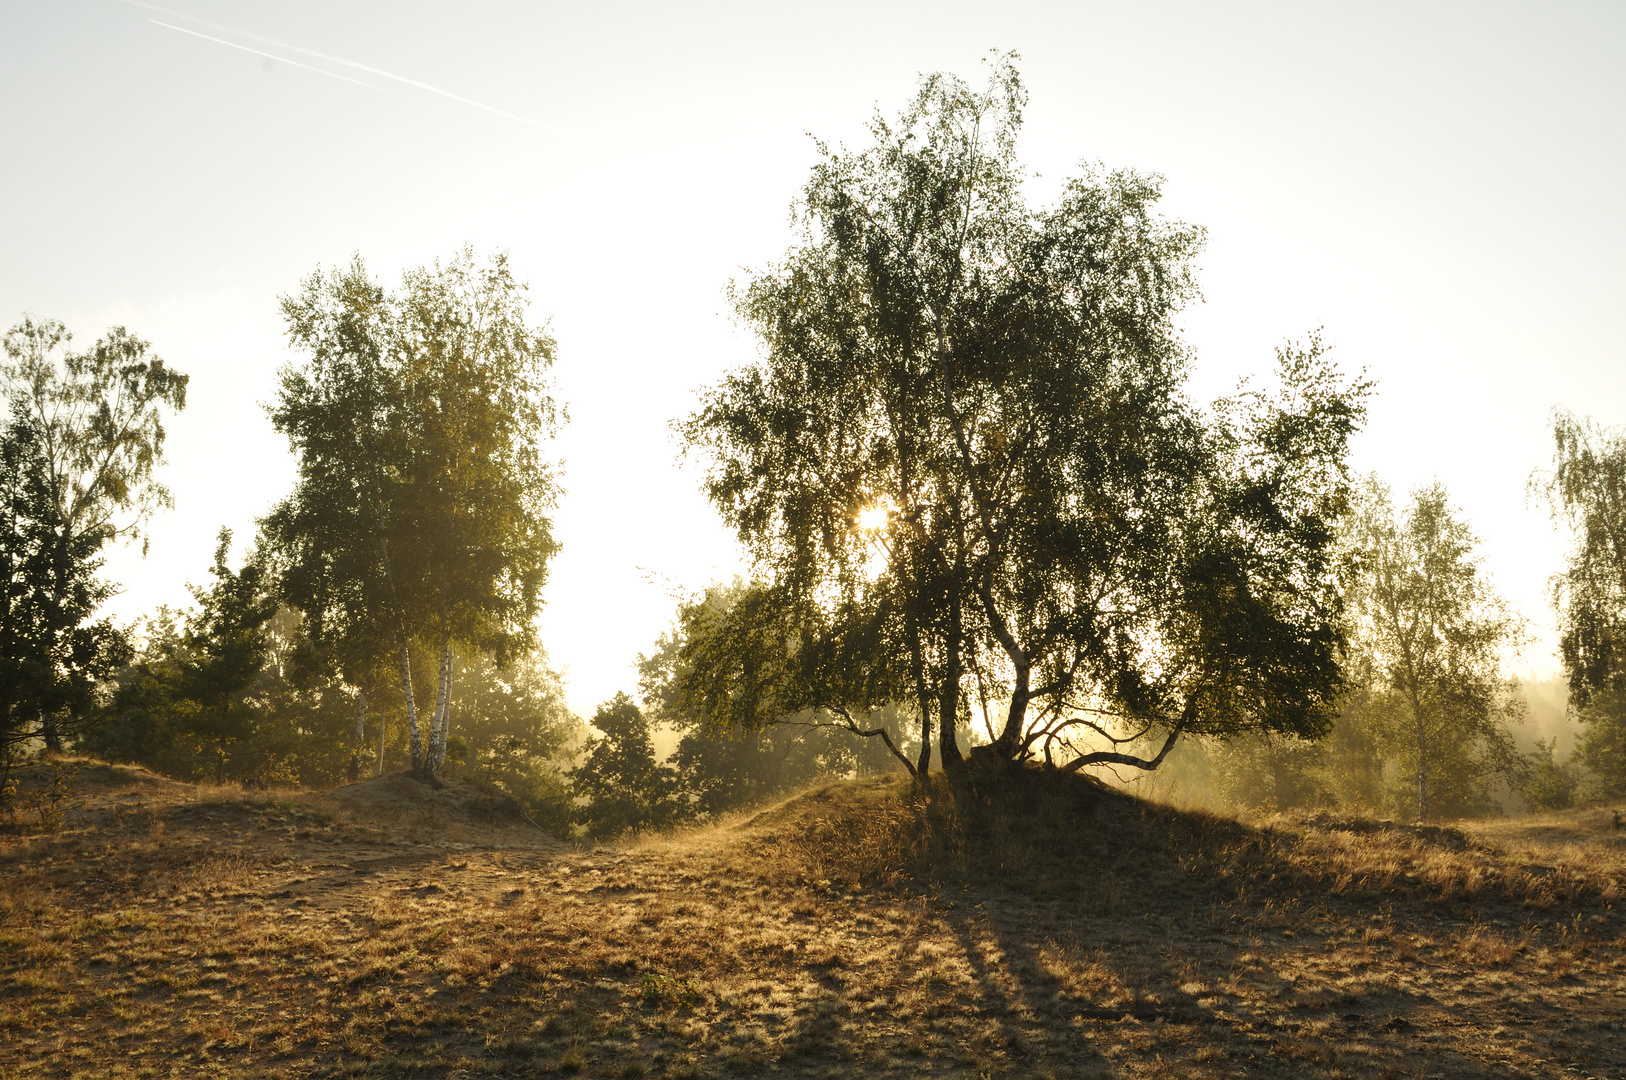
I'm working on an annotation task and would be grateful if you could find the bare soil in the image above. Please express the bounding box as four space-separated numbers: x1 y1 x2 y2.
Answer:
1 758 1623 1079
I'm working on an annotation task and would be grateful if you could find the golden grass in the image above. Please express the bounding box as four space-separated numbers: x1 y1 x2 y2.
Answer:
0 759 1623 1078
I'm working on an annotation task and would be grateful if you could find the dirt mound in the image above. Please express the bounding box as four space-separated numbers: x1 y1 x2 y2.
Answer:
8 758 185 798
715 765 1184 893
330 771 543 832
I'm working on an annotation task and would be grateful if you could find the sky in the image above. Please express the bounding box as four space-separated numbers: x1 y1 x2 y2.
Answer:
2 1 1623 715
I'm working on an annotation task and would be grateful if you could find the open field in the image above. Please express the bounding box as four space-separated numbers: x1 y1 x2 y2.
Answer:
2 760 1624 1080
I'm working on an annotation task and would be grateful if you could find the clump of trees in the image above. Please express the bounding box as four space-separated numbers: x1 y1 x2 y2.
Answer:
13 250 581 828
1342 479 1528 820
1 317 186 789
266 248 562 784
1199 479 1531 820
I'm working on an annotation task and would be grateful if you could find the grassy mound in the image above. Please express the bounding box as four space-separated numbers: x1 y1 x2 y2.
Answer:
330 770 540 832
730 763 1625 918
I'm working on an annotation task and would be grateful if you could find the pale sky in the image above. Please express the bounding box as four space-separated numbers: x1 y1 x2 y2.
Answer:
3 1 1622 715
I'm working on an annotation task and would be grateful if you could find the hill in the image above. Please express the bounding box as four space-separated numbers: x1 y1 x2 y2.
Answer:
1 759 1623 1079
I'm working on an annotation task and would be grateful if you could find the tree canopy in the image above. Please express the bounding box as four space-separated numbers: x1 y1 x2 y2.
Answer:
1534 409 1626 794
1342 478 1526 821
0 317 186 758
680 57 1369 777
266 248 562 782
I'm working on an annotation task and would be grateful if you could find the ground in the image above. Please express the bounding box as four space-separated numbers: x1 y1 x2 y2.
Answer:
1 758 1624 1079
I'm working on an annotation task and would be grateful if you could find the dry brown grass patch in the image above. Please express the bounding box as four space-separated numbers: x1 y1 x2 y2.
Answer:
1 762 1623 1078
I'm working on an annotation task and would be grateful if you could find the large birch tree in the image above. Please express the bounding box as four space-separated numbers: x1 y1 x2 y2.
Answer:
268 249 561 783
680 57 1368 779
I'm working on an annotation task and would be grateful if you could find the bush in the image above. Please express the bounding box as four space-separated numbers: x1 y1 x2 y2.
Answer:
1520 738 1581 811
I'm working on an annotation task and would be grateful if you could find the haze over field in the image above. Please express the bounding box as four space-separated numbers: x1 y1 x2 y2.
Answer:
3 1 1623 713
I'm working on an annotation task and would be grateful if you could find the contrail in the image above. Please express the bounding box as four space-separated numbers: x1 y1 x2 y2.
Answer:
130 0 577 139
149 20 386 93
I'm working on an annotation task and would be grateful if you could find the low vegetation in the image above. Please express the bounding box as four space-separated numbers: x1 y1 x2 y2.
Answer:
2 759 1623 1079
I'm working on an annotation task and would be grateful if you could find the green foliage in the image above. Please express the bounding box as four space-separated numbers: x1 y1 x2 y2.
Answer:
639 579 917 817
571 694 682 838
680 57 1368 777
178 529 280 781
0 408 127 766
1533 410 1626 798
83 604 578 796
1573 687 1626 797
1520 737 1582 812
1205 734 1331 814
81 547 353 787
1534 410 1626 708
638 971 700 1010
0 316 184 756
450 650 581 834
76 608 193 777
1342 479 1527 821
267 248 563 780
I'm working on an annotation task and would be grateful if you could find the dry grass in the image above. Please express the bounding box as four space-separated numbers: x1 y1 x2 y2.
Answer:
1 758 1623 1079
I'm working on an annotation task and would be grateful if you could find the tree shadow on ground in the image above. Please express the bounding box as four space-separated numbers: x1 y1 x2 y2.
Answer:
780 764 1626 1078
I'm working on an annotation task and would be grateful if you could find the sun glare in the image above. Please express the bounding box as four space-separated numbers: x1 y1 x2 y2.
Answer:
856 504 890 532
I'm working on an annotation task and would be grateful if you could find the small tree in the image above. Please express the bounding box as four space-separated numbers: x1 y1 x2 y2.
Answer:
0 317 185 755
1532 410 1626 796
1520 738 1582 811
571 694 682 838
638 580 914 817
1344 479 1526 821
178 530 279 782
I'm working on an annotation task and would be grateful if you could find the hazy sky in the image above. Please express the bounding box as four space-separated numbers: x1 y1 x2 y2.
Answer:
3 1 1622 713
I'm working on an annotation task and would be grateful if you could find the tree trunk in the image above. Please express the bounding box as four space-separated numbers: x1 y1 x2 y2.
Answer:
39 710 62 755
938 594 963 770
983 580 1031 762
1405 676 1429 824
990 660 1031 761
906 615 933 777
354 686 368 743
1415 709 1430 824
399 639 424 775
376 706 386 778
425 639 453 777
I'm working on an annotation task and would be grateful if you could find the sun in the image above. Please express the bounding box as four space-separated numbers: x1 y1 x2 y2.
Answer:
855 504 890 532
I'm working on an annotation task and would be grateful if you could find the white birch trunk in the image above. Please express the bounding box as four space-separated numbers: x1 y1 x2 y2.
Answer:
354 686 368 743
399 640 424 774
427 639 454 774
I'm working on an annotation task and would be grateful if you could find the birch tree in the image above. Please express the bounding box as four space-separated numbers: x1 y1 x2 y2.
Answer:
0 318 186 753
269 249 561 783
1345 479 1526 821
681 57 1367 779
1532 409 1626 794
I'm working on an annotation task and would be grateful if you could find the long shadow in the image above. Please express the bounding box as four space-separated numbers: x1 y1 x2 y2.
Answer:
828 768 1626 1079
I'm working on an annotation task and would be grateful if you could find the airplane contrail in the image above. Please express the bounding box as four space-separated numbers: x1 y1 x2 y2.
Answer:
130 0 577 139
149 20 387 93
